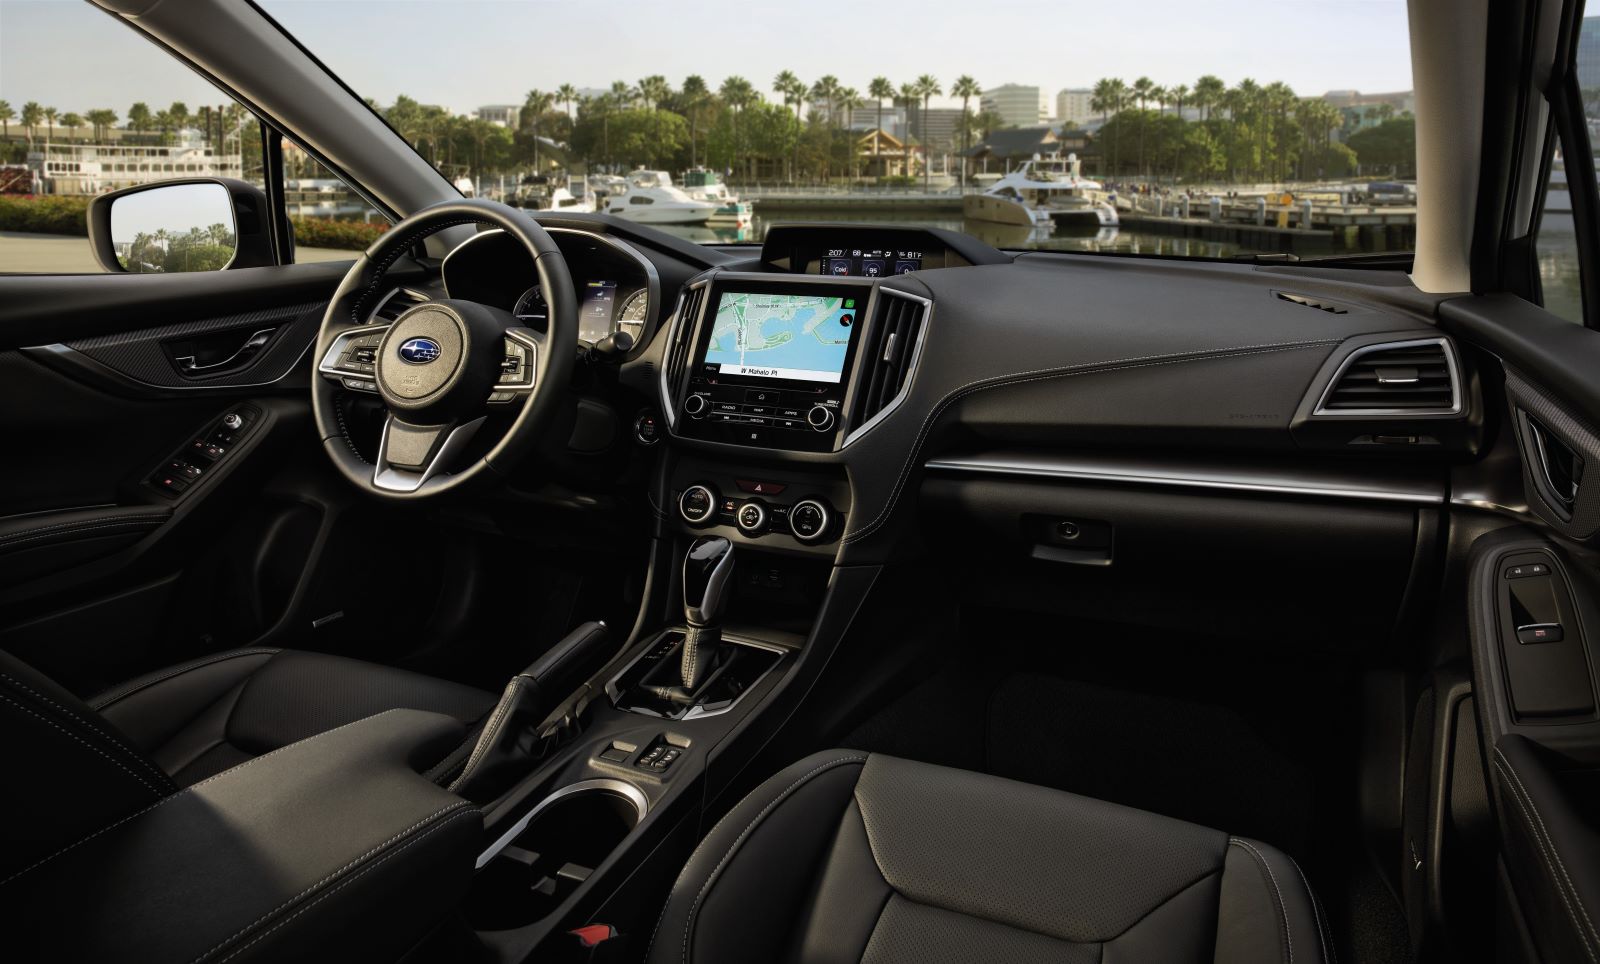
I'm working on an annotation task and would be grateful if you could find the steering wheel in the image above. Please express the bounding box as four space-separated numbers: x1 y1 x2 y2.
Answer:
312 198 577 499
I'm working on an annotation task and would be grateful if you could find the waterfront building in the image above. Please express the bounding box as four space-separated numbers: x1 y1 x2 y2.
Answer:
1055 88 1094 126
28 130 242 195
855 130 922 178
475 104 521 127
981 84 1047 129
962 126 1061 174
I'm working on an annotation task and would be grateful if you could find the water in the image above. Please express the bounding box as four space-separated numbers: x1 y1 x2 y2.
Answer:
654 210 1587 323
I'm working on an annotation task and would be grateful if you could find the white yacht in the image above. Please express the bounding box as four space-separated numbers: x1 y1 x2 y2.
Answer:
963 153 1118 230
605 170 717 225
678 168 752 223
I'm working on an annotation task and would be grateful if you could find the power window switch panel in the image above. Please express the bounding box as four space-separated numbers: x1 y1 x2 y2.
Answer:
1517 623 1564 645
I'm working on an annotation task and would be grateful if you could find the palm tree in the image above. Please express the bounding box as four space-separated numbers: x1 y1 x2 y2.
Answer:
681 75 710 168
811 76 840 179
719 76 756 181
1130 77 1153 177
557 83 579 122
774 70 804 182
127 102 151 136
639 75 671 166
868 76 894 167
523 89 555 172
0 101 13 142
61 113 85 140
1263 81 1295 182
1090 79 1126 176
1230 79 1260 179
1194 75 1226 123
951 74 981 185
86 109 117 142
837 87 863 180
915 74 941 190
21 102 42 150
43 107 58 146
1167 85 1189 176
167 102 189 134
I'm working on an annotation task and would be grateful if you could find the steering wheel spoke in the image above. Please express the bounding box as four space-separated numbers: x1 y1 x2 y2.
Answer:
489 326 544 405
316 322 390 394
373 414 487 494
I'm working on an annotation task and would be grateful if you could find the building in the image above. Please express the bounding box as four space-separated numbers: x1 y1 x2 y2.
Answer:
981 84 1047 129
961 126 1061 173
1579 17 1600 92
843 105 909 141
1321 89 1415 114
855 129 922 178
911 107 966 151
475 105 521 128
1055 88 1094 126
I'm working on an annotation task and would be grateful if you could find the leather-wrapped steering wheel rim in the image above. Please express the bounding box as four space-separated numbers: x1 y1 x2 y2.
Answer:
310 198 578 500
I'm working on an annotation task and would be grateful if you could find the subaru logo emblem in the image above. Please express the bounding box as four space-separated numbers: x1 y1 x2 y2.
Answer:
397 337 441 364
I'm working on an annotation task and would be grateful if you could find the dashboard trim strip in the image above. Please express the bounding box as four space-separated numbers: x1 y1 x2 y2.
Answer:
923 453 1446 505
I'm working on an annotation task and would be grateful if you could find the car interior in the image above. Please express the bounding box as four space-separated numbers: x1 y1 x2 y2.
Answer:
6 0 1600 961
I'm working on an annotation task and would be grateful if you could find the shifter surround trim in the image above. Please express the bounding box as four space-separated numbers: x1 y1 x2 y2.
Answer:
605 629 787 721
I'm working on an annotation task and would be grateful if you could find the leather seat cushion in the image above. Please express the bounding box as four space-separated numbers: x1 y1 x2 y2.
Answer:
90 648 496 786
648 751 1333 964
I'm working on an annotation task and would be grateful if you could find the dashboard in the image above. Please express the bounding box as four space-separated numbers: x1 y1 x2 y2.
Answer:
442 226 658 347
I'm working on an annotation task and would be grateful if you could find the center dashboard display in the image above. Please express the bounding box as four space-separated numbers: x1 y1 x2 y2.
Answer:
702 291 859 384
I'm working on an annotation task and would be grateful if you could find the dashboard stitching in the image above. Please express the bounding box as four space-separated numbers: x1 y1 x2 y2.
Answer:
842 339 1340 544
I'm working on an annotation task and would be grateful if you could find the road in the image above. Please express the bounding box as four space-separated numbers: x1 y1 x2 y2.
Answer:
0 232 355 273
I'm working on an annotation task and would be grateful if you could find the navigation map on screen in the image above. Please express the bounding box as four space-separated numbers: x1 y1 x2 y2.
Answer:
702 291 856 383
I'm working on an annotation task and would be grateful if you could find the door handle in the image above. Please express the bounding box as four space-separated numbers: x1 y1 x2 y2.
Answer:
175 327 276 375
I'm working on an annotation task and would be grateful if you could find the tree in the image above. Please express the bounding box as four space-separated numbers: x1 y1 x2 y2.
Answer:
167 101 189 133
0 101 12 141
86 108 117 141
43 106 58 145
1346 116 1415 177
718 76 757 180
61 113 85 139
868 76 894 163
810 76 839 178
951 74 981 183
1090 79 1126 175
522 89 555 171
639 75 672 166
557 83 579 121
1131 77 1153 177
21 102 43 151
915 74 940 190
1193 75 1225 123
836 87 863 179
774 70 805 182
127 102 151 135
681 75 710 168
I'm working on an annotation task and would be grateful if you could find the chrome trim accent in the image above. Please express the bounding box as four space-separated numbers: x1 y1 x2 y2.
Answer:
842 288 933 447
1311 336 1463 417
604 629 786 721
788 498 833 544
734 499 768 533
316 322 390 383
678 484 716 524
476 778 647 869
372 416 486 494
440 225 662 350
923 452 1446 505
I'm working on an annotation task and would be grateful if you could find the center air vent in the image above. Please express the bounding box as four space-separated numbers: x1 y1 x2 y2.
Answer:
663 283 707 414
847 290 929 437
1314 338 1460 415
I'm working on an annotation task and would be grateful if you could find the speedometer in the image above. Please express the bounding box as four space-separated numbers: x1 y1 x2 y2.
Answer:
616 290 648 342
512 286 546 324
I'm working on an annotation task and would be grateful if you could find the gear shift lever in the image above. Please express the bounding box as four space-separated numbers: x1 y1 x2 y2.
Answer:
681 536 734 689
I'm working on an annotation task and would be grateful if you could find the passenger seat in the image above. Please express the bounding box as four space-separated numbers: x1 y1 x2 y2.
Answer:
648 751 1331 964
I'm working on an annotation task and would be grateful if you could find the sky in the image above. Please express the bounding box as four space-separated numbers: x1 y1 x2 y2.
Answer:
1 0 1415 115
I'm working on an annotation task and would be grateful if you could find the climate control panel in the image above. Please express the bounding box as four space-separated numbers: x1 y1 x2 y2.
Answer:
678 481 837 544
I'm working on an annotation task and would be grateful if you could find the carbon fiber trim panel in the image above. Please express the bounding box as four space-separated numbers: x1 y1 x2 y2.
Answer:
64 301 325 388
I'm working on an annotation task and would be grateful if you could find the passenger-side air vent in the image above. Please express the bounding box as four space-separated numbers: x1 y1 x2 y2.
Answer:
1315 339 1460 415
1275 291 1349 314
664 283 707 405
370 288 428 323
848 290 929 436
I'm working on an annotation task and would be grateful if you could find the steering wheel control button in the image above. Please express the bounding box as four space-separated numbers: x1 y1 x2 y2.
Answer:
736 500 769 534
679 484 717 525
789 499 832 543
683 394 710 418
633 412 661 445
807 405 836 432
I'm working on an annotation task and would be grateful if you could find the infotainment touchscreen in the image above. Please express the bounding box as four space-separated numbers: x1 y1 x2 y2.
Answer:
701 290 859 384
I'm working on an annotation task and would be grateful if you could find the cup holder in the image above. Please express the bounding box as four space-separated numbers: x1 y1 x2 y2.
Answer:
469 780 646 931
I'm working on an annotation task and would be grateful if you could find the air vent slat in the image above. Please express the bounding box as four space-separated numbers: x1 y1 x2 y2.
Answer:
848 292 927 433
1318 339 1458 413
665 285 705 403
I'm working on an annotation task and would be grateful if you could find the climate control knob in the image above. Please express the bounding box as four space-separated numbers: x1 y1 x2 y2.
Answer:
807 405 836 432
736 500 768 534
788 499 833 543
683 394 710 418
678 483 717 525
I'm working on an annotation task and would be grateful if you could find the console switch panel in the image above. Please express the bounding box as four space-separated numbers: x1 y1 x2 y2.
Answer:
1498 552 1596 720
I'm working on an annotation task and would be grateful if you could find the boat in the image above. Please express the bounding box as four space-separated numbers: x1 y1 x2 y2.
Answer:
604 170 717 225
962 153 1118 229
678 168 752 223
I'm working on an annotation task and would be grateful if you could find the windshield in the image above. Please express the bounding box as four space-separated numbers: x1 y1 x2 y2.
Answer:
261 0 1419 262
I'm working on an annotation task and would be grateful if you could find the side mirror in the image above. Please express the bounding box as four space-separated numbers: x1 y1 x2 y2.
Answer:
87 177 278 273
